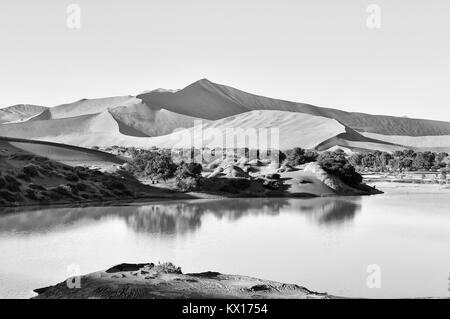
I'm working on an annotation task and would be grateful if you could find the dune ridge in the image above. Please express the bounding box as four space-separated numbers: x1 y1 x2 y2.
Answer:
0 107 402 151
0 104 48 124
2 78 450 152
138 79 450 136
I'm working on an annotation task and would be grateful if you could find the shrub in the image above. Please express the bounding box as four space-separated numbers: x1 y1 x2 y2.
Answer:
154 262 182 274
24 189 38 200
23 164 40 178
175 176 199 192
74 182 90 192
129 151 177 180
4 175 21 192
51 185 73 197
286 148 318 166
0 190 20 202
174 162 203 191
317 151 362 186
102 180 126 190
262 179 284 190
64 173 79 182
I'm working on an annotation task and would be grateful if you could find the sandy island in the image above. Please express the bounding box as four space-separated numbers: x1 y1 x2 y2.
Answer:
32 262 336 299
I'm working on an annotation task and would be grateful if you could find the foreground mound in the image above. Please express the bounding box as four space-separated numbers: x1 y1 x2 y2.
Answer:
33 262 334 299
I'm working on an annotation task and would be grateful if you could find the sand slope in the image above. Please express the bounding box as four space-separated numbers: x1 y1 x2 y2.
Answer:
0 136 124 165
138 79 450 136
49 96 138 119
2 78 448 152
0 109 401 151
361 132 450 152
23 96 202 138
0 104 47 124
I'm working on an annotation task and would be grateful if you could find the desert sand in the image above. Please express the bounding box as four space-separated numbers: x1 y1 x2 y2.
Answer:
0 108 402 151
2 78 450 152
0 104 47 124
138 78 450 136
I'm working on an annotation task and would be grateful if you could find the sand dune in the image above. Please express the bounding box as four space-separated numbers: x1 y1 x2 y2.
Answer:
361 132 450 152
108 102 201 137
22 96 202 138
0 108 401 151
1 78 448 152
49 96 139 119
138 79 450 136
0 136 124 165
0 104 47 124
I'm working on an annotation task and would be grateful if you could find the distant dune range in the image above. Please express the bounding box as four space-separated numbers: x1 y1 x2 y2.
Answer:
1 78 450 152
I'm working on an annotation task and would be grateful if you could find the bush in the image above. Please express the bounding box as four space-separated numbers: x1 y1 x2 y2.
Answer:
129 151 177 180
262 179 284 190
286 148 318 166
0 190 20 202
24 189 38 200
317 151 362 186
175 162 203 191
4 175 21 192
74 182 90 192
154 262 182 274
64 173 79 182
23 164 40 178
102 180 126 190
51 185 73 197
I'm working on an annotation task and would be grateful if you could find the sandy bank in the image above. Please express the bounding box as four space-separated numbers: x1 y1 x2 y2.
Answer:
32 262 336 299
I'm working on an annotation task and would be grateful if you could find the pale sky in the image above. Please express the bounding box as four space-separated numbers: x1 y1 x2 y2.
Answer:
1 0 449 121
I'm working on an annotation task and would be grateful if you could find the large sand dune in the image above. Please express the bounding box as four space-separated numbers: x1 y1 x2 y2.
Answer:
0 104 47 124
24 96 201 138
138 79 450 137
1 78 449 152
0 108 401 151
49 96 138 119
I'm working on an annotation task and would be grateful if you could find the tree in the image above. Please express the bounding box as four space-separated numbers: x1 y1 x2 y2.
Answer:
175 162 203 191
317 151 362 186
129 151 177 180
285 147 318 166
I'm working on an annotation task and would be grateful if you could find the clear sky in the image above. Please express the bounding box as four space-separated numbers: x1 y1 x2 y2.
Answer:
1 0 449 121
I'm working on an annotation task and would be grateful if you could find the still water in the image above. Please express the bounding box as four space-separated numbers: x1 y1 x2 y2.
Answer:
1 185 450 298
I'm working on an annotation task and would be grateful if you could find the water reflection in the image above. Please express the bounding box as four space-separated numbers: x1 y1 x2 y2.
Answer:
0 197 361 236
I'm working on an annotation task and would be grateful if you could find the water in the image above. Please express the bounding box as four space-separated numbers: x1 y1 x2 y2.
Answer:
1 185 450 299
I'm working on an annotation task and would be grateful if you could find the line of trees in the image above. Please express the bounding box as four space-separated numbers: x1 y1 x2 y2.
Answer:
348 150 449 172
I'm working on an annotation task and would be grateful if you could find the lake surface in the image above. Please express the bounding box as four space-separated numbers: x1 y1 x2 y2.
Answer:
1 184 450 298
